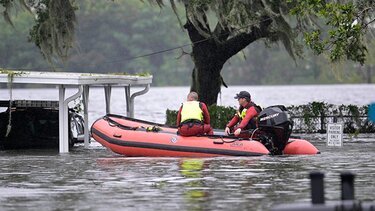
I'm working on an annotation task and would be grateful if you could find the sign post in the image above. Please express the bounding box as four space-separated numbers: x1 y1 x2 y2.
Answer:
327 123 343 147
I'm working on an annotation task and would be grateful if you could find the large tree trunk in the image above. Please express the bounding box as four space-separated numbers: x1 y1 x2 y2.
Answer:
184 15 272 105
190 51 224 105
184 18 226 105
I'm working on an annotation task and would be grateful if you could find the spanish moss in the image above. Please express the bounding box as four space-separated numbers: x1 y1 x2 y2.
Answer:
28 0 76 65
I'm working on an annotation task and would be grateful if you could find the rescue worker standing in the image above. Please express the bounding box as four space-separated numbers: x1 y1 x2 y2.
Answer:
224 91 261 137
176 92 214 136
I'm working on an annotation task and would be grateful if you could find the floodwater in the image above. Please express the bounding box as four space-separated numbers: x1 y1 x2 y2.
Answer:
0 85 375 210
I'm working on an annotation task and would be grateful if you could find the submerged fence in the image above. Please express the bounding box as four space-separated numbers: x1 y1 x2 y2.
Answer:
166 102 375 133
287 102 374 134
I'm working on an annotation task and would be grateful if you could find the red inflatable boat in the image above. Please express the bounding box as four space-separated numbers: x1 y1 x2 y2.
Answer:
91 106 319 157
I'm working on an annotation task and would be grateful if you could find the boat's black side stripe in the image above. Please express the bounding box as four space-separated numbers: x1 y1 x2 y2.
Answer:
91 128 265 156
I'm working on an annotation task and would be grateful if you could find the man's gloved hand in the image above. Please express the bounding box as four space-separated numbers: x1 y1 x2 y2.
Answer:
234 128 241 136
224 126 231 135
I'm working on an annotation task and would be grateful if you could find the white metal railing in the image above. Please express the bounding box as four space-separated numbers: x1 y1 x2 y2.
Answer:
0 70 153 153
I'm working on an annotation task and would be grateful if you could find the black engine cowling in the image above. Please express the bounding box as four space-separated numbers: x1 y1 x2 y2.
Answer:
256 105 293 155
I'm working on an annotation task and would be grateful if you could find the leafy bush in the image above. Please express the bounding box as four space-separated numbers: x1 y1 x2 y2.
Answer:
166 105 236 129
166 102 375 133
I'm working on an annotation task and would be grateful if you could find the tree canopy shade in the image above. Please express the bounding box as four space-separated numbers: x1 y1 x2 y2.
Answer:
1 0 76 63
152 0 375 104
290 0 375 65
1 0 374 105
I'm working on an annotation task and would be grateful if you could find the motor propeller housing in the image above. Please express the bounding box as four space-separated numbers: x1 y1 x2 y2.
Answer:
257 105 294 155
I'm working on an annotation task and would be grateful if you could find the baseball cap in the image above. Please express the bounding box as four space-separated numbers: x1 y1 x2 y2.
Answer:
234 91 251 100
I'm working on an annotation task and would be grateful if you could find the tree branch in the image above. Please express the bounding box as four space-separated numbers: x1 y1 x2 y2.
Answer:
212 23 231 42
220 16 273 60
183 6 212 45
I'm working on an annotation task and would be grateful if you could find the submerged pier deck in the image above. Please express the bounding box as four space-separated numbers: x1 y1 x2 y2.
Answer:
0 70 152 153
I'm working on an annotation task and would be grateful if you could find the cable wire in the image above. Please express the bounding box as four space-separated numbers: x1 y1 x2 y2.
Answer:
3 17 272 72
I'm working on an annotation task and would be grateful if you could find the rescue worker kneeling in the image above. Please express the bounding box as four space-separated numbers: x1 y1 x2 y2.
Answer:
176 92 214 136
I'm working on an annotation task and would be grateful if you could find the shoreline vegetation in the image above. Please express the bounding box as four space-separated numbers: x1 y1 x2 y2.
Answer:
1 1 374 87
166 102 375 134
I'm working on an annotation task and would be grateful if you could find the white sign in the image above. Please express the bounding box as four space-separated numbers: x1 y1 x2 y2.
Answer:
327 123 343 147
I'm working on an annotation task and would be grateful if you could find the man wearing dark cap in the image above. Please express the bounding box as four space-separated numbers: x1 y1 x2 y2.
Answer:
224 91 262 137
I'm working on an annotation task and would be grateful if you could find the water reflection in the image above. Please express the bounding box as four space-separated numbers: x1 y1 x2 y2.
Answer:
179 159 208 211
1 86 375 210
0 137 374 210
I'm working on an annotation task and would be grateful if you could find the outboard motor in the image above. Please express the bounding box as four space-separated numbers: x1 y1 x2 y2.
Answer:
256 105 293 155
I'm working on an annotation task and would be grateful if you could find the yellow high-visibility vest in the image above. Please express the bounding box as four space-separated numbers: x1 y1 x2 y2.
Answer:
238 108 247 119
180 101 203 123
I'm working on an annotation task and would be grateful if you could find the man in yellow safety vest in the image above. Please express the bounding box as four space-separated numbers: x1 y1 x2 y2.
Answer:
176 92 213 136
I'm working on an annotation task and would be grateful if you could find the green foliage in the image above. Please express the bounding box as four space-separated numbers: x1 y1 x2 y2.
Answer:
178 0 374 65
1 0 78 66
291 0 373 64
304 30 326 55
28 0 76 64
166 102 375 133
0 69 25 82
165 109 178 126
287 102 374 133
166 105 235 129
1 1 374 86
67 0 191 85
290 102 329 133
0 8 48 70
311 101 326 116
207 105 236 129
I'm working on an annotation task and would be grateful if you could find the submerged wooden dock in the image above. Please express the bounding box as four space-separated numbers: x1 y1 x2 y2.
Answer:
0 70 152 153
